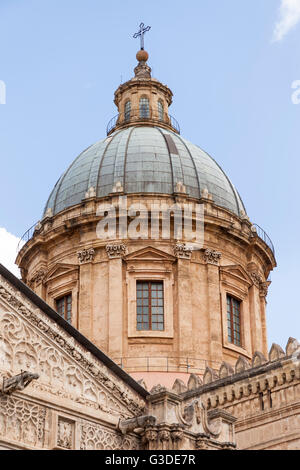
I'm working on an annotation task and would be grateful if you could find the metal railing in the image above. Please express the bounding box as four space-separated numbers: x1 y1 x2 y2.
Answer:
112 356 220 375
252 224 275 256
106 108 180 135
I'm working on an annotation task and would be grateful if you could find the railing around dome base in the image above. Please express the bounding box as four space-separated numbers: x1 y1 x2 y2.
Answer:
106 109 180 135
113 356 220 375
252 224 275 256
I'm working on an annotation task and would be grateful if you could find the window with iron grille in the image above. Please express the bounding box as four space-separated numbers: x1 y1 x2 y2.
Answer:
56 294 72 323
136 281 164 331
139 97 150 118
227 295 241 346
124 101 131 121
158 100 164 121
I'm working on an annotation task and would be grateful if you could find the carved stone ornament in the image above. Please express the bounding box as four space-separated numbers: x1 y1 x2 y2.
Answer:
250 271 263 287
30 269 46 286
117 415 156 435
203 249 222 265
106 243 127 259
174 243 192 260
2 371 39 395
57 418 74 449
77 248 95 264
259 282 270 298
143 428 158 443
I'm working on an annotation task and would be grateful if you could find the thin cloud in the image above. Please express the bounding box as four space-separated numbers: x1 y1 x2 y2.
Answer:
273 0 300 42
0 227 22 278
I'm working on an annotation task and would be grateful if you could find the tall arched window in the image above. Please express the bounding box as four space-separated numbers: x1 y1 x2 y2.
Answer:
158 100 164 121
139 97 150 118
124 101 131 121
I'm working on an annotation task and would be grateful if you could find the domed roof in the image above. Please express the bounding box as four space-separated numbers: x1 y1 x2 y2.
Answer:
44 126 246 217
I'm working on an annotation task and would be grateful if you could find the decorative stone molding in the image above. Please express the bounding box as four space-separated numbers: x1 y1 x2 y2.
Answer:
269 343 285 362
219 362 234 379
77 248 95 264
235 356 250 374
203 367 219 384
187 374 202 391
106 243 127 259
252 351 268 368
57 418 74 449
172 378 188 394
286 337 300 356
203 249 222 265
150 384 167 395
174 243 192 260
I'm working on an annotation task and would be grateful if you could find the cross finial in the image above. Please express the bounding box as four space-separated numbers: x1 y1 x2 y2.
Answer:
133 22 151 50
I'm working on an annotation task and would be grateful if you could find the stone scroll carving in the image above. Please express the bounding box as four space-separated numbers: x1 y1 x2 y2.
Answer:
106 243 127 259
77 248 95 264
2 371 39 395
203 249 222 265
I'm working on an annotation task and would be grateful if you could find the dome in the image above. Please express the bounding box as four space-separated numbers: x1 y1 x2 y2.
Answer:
44 126 246 217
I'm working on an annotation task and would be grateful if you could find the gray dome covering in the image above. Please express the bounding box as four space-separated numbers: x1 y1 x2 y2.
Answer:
44 126 246 217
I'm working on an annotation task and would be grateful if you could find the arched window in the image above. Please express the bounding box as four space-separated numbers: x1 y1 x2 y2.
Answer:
158 100 164 121
124 101 131 121
139 97 150 118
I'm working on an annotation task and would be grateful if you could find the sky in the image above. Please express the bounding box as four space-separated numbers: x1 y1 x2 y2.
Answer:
0 0 299 348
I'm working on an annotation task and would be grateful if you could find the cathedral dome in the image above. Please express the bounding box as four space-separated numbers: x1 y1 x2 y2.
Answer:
44 126 246 217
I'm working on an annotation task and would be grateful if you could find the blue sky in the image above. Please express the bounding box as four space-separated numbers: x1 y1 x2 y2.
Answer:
0 0 299 348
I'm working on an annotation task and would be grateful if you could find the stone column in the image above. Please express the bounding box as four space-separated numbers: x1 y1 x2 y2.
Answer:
174 245 193 368
106 244 126 360
204 249 223 365
78 262 94 340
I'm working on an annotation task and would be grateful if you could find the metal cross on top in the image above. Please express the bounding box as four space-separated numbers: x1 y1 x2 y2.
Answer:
133 22 151 50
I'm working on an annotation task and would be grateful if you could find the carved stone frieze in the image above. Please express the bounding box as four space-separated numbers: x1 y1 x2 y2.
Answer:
77 248 95 264
203 249 222 265
106 243 127 259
